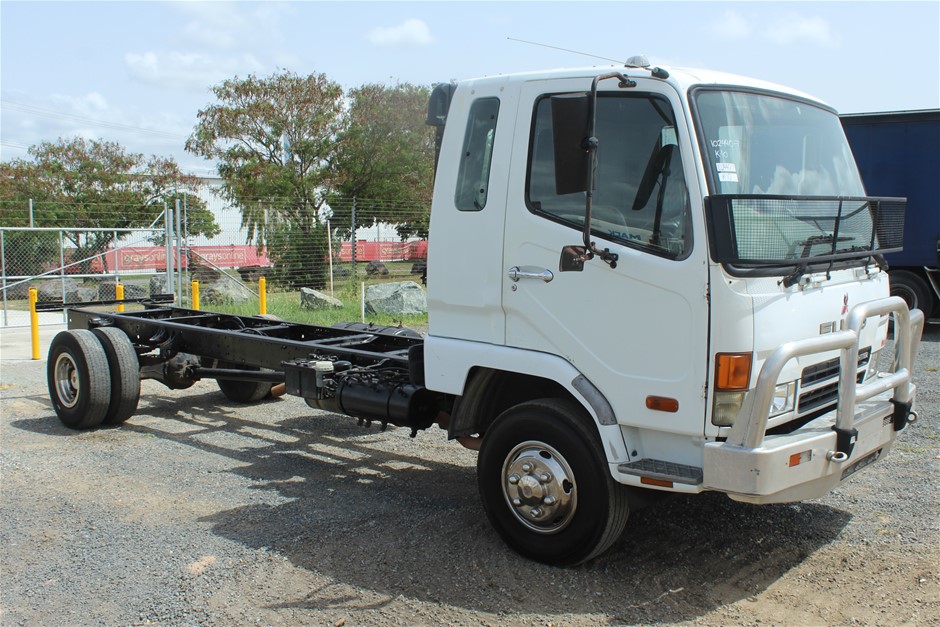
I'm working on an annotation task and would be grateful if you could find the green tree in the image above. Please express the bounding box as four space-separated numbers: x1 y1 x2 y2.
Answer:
0 138 217 274
186 70 344 288
331 82 436 238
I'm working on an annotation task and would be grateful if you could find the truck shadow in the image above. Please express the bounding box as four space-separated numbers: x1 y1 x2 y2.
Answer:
148 390 853 622
13 387 853 623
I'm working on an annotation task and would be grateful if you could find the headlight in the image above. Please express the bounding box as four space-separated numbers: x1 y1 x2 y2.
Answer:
769 381 795 418
712 390 747 426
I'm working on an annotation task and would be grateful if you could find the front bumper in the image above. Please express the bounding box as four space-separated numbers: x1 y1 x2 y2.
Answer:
703 297 924 504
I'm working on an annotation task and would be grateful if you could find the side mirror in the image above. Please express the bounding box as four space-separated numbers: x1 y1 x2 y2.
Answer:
550 94 590 195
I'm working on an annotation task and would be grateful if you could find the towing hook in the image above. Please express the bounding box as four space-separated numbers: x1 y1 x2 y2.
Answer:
827 451 849 463
908 410 918 425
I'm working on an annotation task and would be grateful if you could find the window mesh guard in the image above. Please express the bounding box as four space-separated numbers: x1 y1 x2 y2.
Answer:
706 195 906 265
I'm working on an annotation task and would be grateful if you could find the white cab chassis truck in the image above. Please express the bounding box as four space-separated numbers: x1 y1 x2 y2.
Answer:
47 61 924 567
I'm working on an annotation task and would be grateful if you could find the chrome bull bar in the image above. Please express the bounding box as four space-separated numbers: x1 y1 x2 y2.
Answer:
727 296 924 454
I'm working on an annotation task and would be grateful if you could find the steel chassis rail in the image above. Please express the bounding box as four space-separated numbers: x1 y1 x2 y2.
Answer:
65 305 422 374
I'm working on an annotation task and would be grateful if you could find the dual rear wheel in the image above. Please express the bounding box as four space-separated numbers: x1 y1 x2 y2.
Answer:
47 328 140 429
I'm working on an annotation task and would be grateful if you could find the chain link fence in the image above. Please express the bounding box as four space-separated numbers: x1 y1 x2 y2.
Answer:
1 196 431 329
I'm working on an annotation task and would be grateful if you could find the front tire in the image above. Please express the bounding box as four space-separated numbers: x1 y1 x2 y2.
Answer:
47 330 112 429
477 398 630 566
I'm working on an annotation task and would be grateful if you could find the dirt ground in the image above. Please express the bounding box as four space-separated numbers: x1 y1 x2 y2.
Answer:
1 325 938 626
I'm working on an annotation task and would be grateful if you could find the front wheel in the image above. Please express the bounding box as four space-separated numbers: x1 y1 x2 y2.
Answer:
477 398 630 566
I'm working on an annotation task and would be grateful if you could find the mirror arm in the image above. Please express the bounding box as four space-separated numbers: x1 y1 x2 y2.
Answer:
579 72 634 269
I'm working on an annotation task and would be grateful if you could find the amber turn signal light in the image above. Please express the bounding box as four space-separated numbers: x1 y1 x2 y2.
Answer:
646 396 679 412
715 352 752 391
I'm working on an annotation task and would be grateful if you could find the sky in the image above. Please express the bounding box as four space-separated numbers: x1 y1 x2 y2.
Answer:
2 1 938 176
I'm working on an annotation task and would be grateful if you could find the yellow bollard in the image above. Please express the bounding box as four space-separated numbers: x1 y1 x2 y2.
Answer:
29 288 40 360
192 280 200 311
116 283 125 313
259 276 267 315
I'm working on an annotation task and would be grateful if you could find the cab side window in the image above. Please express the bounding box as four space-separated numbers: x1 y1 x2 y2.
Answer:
455 97 500 211
526 94 692 258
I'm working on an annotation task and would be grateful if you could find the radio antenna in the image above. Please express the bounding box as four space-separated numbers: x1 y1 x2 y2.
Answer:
507 37 623 64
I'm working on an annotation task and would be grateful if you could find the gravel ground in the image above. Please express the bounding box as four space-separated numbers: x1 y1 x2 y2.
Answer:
1 325 938 626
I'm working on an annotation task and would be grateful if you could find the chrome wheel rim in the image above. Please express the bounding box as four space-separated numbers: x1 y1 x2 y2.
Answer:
501 440 577 534
54 353 80 408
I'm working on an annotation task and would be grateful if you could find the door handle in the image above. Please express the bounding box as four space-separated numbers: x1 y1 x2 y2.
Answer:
508 266 554 283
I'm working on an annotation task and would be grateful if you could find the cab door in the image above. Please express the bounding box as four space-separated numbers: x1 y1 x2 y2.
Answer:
501 77 710 443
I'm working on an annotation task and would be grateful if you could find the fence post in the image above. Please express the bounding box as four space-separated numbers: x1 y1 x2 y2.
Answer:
29 199 34 228
165 202 174 300
59 230 66 323
1 229 8 327
29 288 40 360
351 197 357 279
175 199 183 303
116 283 125 313
327 219 334 296
259 276 267 315
192 280 200 311
113 229 119 282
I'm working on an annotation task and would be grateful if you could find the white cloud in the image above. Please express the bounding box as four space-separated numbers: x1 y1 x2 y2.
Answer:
367 18 433 47
173 1 291 50
125 51 264 90
764 13 840 48
714 10 751 40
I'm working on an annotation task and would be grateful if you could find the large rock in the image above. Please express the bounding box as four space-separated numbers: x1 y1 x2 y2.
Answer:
37 278 79 302
237 265 267 282
300 287 343 310
4 281 32 301
101 280 146 301
65 286 98 304
150 274 167 296
200 280 252 305
364 281 427 316
124 284 147 299
365 260 389 277
189 257 221 282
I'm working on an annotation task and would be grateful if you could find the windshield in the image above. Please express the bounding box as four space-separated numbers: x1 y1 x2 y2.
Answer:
694 89 865 196
692 89 903 271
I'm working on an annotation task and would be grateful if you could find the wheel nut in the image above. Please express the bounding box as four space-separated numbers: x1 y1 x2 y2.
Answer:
543 496 556 506
511 498 522 507
522 462 533 472
508 474 520 485
530 508 542 518
539 473 552 484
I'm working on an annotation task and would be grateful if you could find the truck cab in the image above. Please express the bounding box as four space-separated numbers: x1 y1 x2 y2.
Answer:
423 63 923 564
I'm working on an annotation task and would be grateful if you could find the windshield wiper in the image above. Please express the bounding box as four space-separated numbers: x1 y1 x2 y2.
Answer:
795 233 852 258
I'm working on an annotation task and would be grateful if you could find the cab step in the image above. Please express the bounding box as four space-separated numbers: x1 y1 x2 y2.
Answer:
618 459 703 485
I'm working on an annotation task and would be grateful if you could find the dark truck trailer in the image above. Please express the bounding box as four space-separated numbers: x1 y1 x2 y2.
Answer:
842 109 940 320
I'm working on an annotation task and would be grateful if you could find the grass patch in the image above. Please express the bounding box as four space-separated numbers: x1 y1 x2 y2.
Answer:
203 272 429 330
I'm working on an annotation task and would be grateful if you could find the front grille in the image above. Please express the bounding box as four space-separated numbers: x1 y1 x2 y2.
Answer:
797 347 871 413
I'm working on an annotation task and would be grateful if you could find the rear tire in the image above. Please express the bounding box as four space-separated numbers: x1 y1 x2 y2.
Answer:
477 397 630 566
47 330 112 429
91 327 140 425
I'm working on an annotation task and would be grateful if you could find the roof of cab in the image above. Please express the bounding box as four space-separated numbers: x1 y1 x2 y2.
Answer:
457 64 827 109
